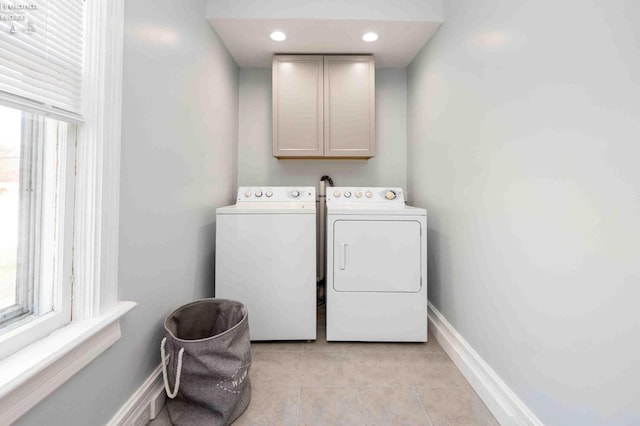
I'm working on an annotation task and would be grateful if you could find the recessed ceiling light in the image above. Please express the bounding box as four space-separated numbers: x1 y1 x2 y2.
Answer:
362 32 378 42
270 31 286 41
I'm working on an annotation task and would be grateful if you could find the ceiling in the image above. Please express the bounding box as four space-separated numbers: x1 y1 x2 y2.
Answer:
208 19 442 68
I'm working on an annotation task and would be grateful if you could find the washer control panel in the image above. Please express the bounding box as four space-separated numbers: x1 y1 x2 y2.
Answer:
237 186 315 202
326 187 405 203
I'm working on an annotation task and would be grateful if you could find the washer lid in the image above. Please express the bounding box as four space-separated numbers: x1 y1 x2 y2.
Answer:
217 204 316 214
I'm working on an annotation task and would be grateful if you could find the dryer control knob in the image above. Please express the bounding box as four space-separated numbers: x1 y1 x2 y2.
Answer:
255 190 263 197
385 191 397 200
355 191 362 198
266 191 273 197
244 191 252 198
333 191 341 198
365 191 373 198
291 190 300 198
344 191 352 198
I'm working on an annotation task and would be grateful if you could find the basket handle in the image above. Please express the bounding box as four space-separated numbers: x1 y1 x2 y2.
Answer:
161 337 185 399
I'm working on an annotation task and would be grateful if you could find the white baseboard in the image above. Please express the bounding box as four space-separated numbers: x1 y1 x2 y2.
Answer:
428 302 543 426
108 364 165 426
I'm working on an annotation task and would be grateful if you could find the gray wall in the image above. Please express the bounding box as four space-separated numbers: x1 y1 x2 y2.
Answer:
408 0 640 424
238 67 407 189
17 0 239 424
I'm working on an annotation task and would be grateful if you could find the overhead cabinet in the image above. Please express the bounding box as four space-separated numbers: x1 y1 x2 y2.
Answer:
272 55 375 159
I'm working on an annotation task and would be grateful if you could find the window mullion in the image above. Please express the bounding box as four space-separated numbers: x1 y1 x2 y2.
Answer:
35 115 46 315
45 118 74 319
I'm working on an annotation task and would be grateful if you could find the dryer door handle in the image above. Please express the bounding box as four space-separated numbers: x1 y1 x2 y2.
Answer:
339 243 349 270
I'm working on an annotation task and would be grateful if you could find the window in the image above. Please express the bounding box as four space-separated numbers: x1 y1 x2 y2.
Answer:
0 105 75 359
0 0 131 422
0 0 84 358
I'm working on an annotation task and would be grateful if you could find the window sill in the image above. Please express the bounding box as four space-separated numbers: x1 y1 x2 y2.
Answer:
0 301 136 424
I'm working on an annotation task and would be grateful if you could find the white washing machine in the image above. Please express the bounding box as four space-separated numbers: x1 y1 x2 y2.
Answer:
326 187 427 342
216 186 316 341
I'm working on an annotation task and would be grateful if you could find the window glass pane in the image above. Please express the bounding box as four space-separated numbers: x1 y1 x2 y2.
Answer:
0 105 21 311
0 105 73 333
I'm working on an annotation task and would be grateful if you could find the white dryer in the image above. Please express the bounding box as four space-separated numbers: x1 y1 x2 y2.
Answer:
326 187 427 342
216 187 316 341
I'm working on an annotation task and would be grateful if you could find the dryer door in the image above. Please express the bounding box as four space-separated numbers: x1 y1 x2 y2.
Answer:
333 220 422 292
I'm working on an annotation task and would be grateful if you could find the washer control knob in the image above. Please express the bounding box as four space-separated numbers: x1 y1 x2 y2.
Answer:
385 190 397 200
266 191 273 198
255 190 263 197
291 190 300 198
344 191 352 198
365 191 373 198
355 191 362 198
244 191 252 198
333 191 341 198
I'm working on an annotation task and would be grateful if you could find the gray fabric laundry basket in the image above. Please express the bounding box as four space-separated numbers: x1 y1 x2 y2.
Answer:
161 298 252 426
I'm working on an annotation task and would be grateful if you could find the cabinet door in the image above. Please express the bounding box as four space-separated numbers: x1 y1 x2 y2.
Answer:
323 56 375 158
272 55 324 158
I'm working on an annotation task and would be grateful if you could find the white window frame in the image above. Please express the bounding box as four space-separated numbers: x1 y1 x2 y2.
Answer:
0 1 134 423
0 115 75 360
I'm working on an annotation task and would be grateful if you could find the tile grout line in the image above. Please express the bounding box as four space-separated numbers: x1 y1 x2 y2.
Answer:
354 383 367 426
267 384 471 389
296 341 303 426
414 386 435 426
295 386 302 426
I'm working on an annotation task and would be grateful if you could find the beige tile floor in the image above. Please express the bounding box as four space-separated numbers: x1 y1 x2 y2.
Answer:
150 307 497 426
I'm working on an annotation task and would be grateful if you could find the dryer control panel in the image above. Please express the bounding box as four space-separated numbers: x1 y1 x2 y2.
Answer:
237 186 316 203
326 187 405 204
